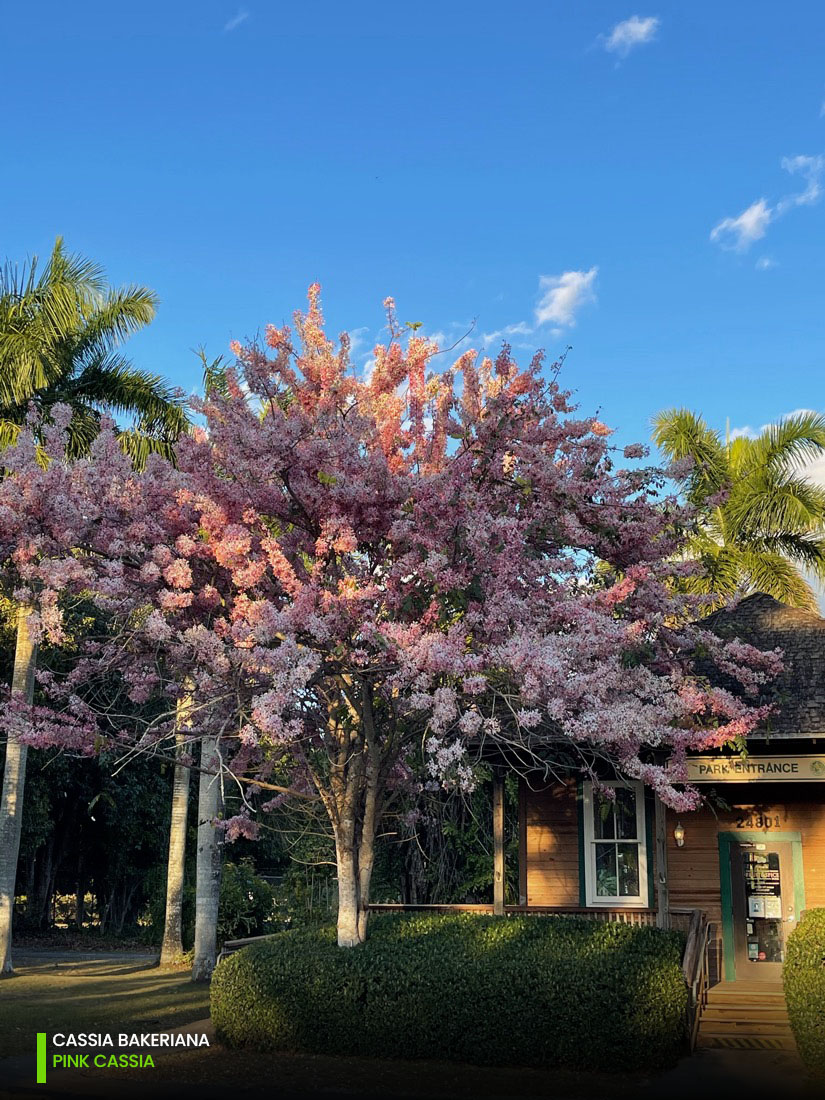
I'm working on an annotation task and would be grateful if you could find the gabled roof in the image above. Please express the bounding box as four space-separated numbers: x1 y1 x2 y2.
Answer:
702 592 825 740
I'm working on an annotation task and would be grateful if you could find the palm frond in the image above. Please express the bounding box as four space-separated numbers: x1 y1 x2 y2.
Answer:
73 287 158 358
117 429 179 469
0 239 186 467
725 471 825 538
743 411 825 474
41 237 108 302
739 549 819 610
65 356 189 439
678 542 743 605
651 407 729 501
0 419 22 451
747 532 825 579
198 347 230 398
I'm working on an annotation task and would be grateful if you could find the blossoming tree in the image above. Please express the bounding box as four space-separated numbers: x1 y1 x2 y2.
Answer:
2 289 781 953
0 410 184 972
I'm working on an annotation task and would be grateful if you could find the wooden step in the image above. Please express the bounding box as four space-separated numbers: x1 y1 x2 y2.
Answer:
700 1021 794 1035
708 990 783 998
698 980 796 1051
699 1034 798 1051
704 994 787 1003
702 1010 790 1024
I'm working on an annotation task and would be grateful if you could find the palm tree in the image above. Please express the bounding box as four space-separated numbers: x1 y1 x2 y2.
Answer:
0 239 189 975
159 691 193 970
0 237 187 462
653 408 825 611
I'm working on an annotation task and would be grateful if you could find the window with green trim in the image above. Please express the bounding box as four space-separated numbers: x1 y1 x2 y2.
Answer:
582 781 649 907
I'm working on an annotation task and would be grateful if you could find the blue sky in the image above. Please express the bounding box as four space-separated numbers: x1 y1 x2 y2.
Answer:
4 1 825 452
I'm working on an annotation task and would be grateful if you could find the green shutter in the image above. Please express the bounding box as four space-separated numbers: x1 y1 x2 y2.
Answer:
576 781 586 906
644 788 655 908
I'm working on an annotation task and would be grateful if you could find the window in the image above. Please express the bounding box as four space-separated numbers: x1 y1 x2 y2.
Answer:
582 781 649 907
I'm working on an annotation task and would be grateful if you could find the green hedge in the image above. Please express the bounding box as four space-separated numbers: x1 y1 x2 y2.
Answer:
211 914 688 1071
784 908 825 1075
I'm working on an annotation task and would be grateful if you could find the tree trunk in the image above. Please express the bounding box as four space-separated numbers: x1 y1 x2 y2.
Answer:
32 838 55 931
191 735 223 983
75 855 86 929
114 880 138 936
334 796 378 947
356 774 379 943
159 724 191 968
335 833 361 948
24 851 37 924
0 607 37 976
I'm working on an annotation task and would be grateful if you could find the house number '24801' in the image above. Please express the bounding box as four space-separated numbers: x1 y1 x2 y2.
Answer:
735 811 781 829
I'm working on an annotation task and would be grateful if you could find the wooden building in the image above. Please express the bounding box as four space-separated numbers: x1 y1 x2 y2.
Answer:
520 594 825 984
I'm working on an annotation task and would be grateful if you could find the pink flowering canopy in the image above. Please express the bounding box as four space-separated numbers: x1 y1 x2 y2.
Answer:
1 287 781 833
1 287 785 944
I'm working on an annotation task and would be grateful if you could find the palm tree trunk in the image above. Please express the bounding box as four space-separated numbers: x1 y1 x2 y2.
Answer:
191 734 223 983
159 726 190 968
0 607 37 975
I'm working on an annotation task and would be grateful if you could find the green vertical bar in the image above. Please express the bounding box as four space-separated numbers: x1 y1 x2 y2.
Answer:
576 781 586 906
36 1033 46 1084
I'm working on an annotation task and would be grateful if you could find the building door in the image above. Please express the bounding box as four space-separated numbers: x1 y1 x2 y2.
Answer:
729 841 795 980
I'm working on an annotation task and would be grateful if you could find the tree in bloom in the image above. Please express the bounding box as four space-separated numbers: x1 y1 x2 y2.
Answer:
2 290 782 952
0 407 188 974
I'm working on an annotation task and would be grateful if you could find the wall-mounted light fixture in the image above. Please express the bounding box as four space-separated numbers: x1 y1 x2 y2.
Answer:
673 822 685 848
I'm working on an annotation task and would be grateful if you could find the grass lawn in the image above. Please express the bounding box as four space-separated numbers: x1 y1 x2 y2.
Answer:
0 957 209 1060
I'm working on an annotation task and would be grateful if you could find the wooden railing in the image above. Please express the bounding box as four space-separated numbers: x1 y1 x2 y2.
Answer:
680 908 710 1051
366 903 698 932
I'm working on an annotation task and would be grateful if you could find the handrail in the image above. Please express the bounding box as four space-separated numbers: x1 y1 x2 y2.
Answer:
680 909 710 1051
216 932 278 963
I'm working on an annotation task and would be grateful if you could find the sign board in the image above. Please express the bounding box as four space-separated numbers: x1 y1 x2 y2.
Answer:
687 755 825 783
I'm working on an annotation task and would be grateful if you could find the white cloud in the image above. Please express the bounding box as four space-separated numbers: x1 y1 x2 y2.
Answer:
603 15 660 58
710 199 772 251
729 424 757 441
347 326 370 359
804 452 825 487
423 330 448 347
223 8 249 32
480 272 597 352
535 268 598 327
711 155 824 252
755 256 776 271
482 321 533 345
776 154 824 210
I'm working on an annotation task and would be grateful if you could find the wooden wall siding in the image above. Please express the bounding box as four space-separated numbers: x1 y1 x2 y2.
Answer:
524 780 580 907
664 785 825 908
524 779 825 982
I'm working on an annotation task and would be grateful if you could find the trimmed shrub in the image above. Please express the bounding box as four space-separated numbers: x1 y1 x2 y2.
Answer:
211 914 688 1071
784 908 825 1075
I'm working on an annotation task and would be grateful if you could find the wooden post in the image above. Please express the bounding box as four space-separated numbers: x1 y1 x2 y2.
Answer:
493 773 505 916
654 793 670 929
517 780 527 907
